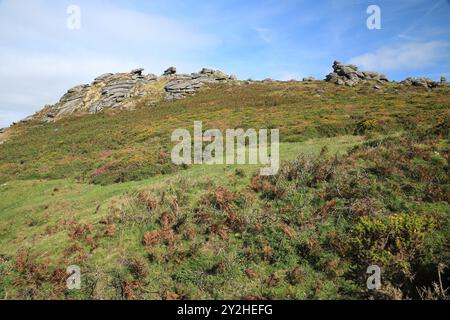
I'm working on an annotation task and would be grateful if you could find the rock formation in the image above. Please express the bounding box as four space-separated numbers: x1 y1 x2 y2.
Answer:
7 61 446 130
325 61 388 86
400 77 440 89
164 68 234 100
34 70 159 123
29 67 235 123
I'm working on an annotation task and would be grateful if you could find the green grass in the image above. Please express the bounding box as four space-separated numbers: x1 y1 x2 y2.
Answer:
0 136 362 257
1 82 448 184
0 81 449 300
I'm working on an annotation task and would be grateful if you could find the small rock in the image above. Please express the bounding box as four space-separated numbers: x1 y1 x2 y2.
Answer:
212 70 228 80
400 77 438 88
131 68 144 75
200 68 215 74
164 66 177 75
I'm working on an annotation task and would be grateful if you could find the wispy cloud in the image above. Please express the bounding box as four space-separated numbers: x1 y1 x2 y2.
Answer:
348 41 449 71
397 0 446 41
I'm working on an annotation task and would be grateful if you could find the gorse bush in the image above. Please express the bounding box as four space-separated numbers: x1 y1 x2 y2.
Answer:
349 213 436 277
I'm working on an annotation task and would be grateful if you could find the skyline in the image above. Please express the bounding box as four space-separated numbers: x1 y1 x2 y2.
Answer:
0 0 449 127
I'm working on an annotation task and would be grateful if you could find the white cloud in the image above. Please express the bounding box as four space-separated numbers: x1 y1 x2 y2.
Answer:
348 41 449 71
0 0 218 127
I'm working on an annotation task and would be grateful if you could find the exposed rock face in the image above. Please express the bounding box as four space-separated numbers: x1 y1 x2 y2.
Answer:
35 70 160 123
325 61 388 86
28 67 235 123
400 77 439 89
164 68 235 100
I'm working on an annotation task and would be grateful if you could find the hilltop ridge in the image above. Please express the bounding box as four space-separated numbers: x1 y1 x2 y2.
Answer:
0 61 448 146
5 61 450 127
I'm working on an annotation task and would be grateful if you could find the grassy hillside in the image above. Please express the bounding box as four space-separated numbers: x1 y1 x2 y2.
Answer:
0 81 449 300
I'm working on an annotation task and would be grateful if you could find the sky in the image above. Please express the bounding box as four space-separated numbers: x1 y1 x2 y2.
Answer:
0 0 449 128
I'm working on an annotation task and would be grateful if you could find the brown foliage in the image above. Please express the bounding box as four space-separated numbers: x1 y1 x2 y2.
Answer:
245 268 258 279
263 245 273 262
137 191 159 211
122 280 141 300
143 230 160 247
105 224 117 236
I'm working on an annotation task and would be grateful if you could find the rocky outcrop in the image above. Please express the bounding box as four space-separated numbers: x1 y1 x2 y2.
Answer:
164 68 235 100
302 77 316 82
441 76 448 84
325 61 388 86
400 77 439 89
35 70 160 122
28 67 235 123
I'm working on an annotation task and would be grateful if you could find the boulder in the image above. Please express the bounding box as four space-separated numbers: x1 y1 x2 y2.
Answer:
164 66 177 75
440 76 448 84
131 68 144 75
302 77 315 82
400 77 439 89
164 68 233 100
212 70 228 81
325 61 389 86
200 68 215 74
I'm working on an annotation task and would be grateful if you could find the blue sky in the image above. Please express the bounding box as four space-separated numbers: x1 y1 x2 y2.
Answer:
0 0 449 127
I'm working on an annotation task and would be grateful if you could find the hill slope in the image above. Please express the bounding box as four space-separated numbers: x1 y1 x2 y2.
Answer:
0 80 449 300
